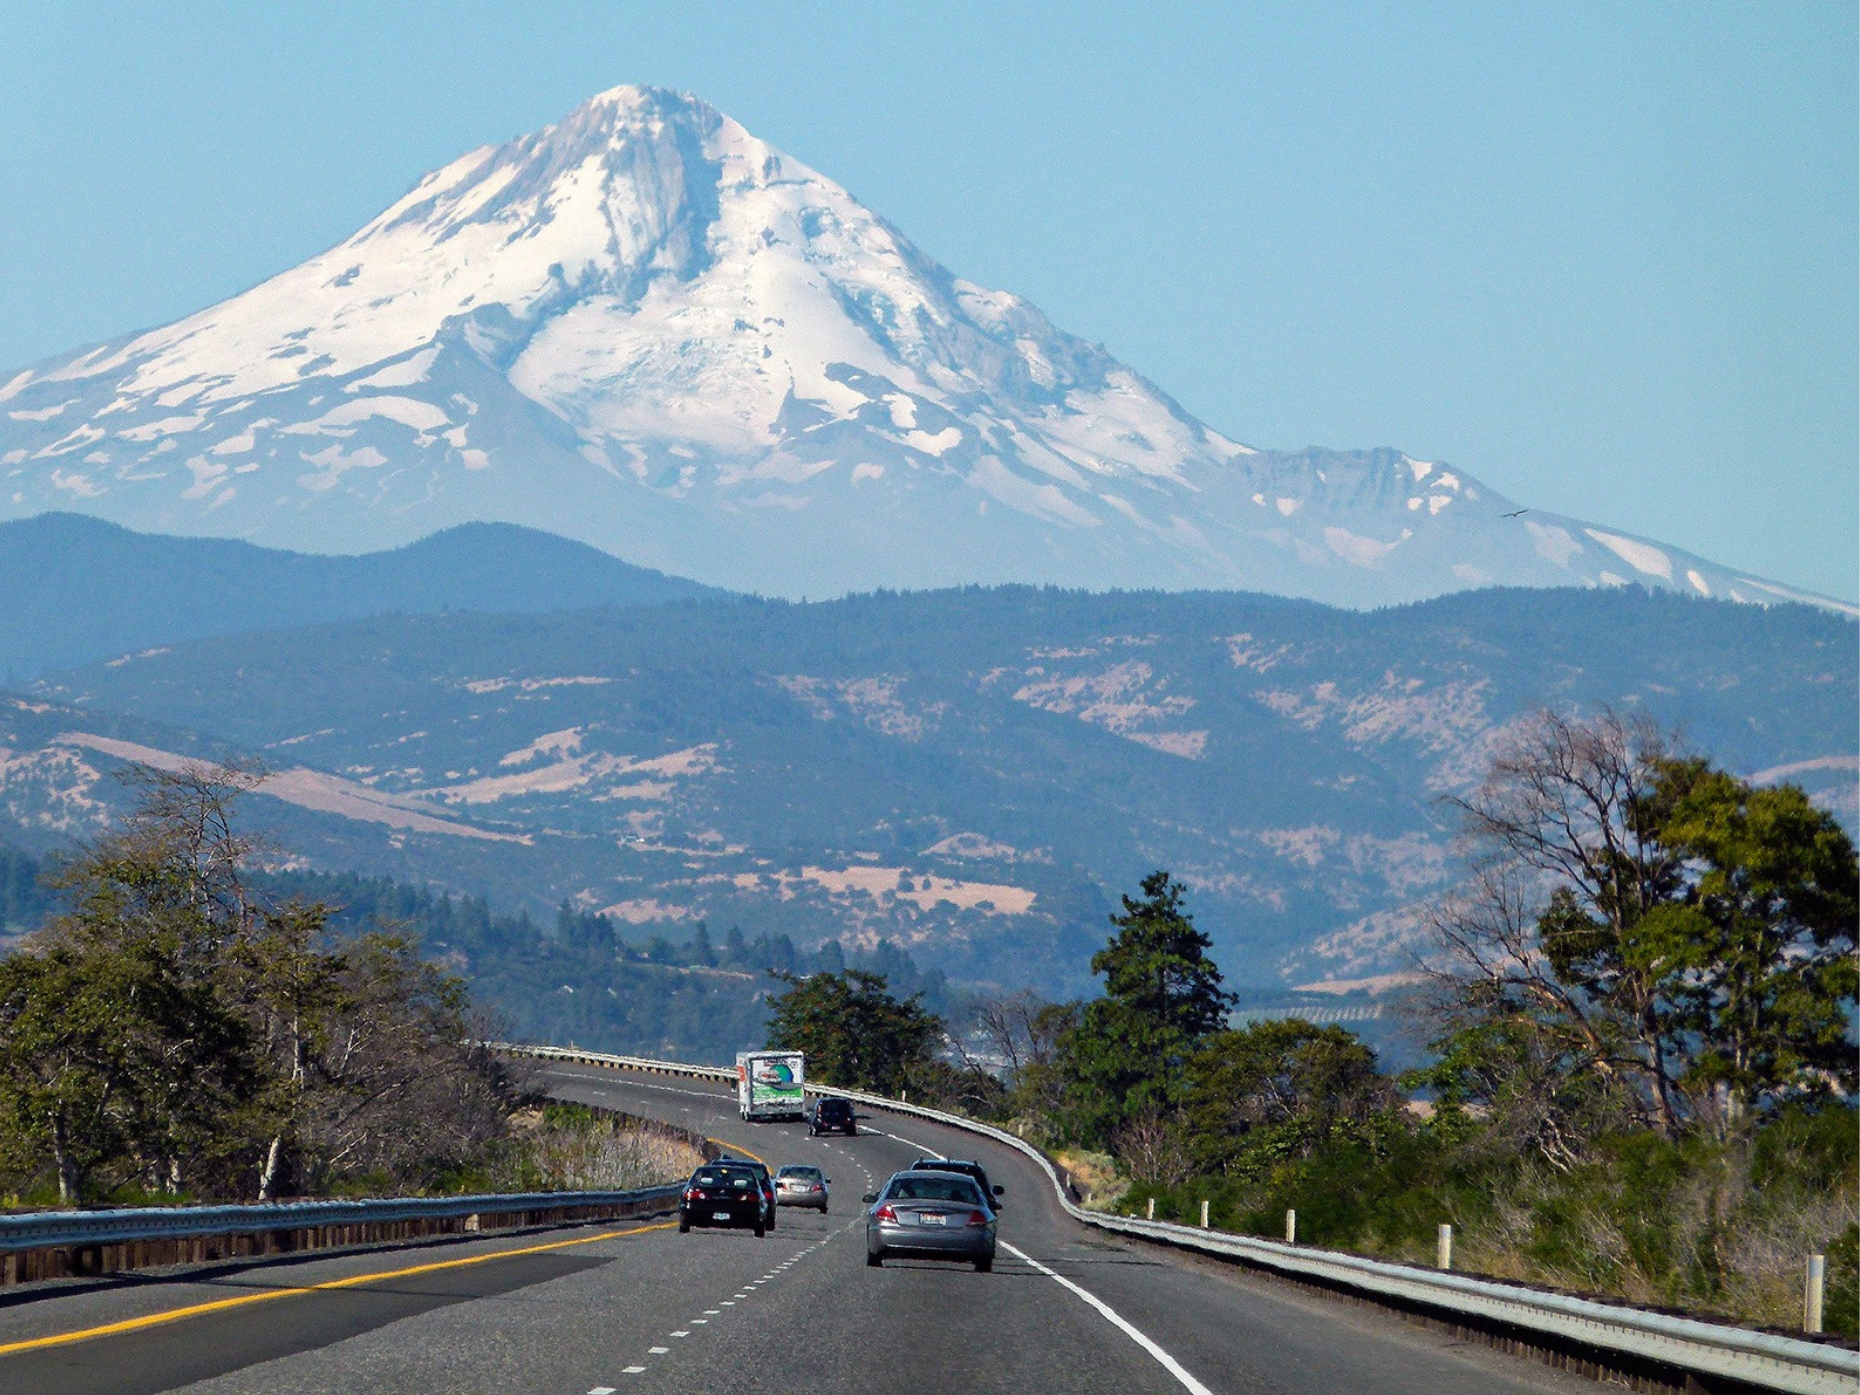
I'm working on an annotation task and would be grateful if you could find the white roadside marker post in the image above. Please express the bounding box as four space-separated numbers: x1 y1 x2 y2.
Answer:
1436 1224 1453 1271
1200 1199 1210 1229
1146 1197 1156 1221
1285 1209 1296 1244
1806 1253 1826 1333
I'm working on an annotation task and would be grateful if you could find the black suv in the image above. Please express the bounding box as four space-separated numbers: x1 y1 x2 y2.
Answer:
809 1097 858 1137
908 1157 1003 1210
678 1163 768 1236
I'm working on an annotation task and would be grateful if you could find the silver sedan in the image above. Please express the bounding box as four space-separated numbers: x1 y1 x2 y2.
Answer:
863 1169 997 1271
775 1164 831 1211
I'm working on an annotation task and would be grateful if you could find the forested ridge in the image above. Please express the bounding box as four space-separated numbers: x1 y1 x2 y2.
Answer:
0 849 951 1064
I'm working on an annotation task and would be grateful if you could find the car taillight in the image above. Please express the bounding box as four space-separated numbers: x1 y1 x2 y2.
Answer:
685 1189 704 1201
811 1184 823 1192
875 1204 898 1223
965 1210 989 1227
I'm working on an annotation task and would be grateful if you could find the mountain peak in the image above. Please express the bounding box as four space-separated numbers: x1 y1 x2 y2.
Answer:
1 89 1844 614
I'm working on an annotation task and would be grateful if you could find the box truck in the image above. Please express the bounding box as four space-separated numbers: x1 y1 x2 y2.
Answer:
736 1050 806 1121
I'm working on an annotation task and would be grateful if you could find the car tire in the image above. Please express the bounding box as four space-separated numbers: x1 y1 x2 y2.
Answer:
974 1256 993 1273
754 1221 765 1237
678 1215 690 1234
866 1250 882 1267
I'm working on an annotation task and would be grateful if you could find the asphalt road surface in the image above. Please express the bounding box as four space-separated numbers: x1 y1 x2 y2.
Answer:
0 1065 1600 1394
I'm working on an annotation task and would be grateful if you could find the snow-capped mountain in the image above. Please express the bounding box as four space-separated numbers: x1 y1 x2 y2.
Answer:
0 86 1840 610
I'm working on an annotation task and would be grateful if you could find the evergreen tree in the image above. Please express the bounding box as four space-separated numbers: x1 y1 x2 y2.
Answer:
1060 871 1232 1144
722 925 749 968
1092 871 1234 1040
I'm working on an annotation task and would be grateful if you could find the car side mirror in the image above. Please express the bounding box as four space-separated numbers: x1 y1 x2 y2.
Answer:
993 1186 1004 1195
862 1193 878 1204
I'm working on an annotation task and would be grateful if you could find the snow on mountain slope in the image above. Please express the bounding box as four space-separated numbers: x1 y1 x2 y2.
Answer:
0 85 1844 611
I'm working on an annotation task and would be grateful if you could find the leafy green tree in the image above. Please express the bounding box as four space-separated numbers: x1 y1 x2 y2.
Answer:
765 969 943 1095
1431 710 1860 1153
1180 1020 1391 1177
1442 711 1692 1134
0 944 133 1202
1652 765 1858 1118
0 762 515 1203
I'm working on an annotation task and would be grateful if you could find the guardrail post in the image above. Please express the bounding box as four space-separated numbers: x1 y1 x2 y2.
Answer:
1436 1223 1453 1271
1805 1253 1825 1333
1200 1199 1210 1229
1286 1209 1296 1244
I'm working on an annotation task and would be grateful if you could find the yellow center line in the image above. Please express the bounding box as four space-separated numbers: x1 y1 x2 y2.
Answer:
708 1137 766 1164
0 1218 677 1358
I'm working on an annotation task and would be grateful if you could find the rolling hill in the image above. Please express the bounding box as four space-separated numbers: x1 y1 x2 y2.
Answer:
3 583 1850 996
0 513 723 679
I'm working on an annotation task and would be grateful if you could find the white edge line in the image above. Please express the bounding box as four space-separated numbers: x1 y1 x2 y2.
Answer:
1001 1242 1214 1395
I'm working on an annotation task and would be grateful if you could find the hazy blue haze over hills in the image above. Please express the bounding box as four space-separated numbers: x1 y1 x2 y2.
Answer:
0 513 722 679
3 583 1850 995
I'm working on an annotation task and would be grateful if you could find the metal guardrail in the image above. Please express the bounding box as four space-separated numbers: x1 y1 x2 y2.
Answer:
0 1185 682 1256
506 1042 1860 1395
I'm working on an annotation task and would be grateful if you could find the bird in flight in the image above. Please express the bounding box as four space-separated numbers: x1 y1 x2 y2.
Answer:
1502 508 1529 518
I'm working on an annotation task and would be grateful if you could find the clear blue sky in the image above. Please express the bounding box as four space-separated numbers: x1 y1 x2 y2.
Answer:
3 2 1855 600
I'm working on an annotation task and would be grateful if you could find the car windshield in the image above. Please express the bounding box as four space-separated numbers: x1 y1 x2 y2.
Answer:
886 1175 983 1205
692 1169 757 1189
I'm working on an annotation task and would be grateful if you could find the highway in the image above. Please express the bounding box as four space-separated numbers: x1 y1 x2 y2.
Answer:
0 1064 1599 1394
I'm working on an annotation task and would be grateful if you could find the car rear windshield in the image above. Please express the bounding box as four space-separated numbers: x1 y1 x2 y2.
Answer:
913 1160 986 1184
778 1166 822 1179
886 1175 983 1205
818 1100 851 1116
692 1170 757 1189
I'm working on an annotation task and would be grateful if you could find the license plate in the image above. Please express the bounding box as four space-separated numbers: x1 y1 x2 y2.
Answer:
922 1213 946 1226
712 1211 732 1221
